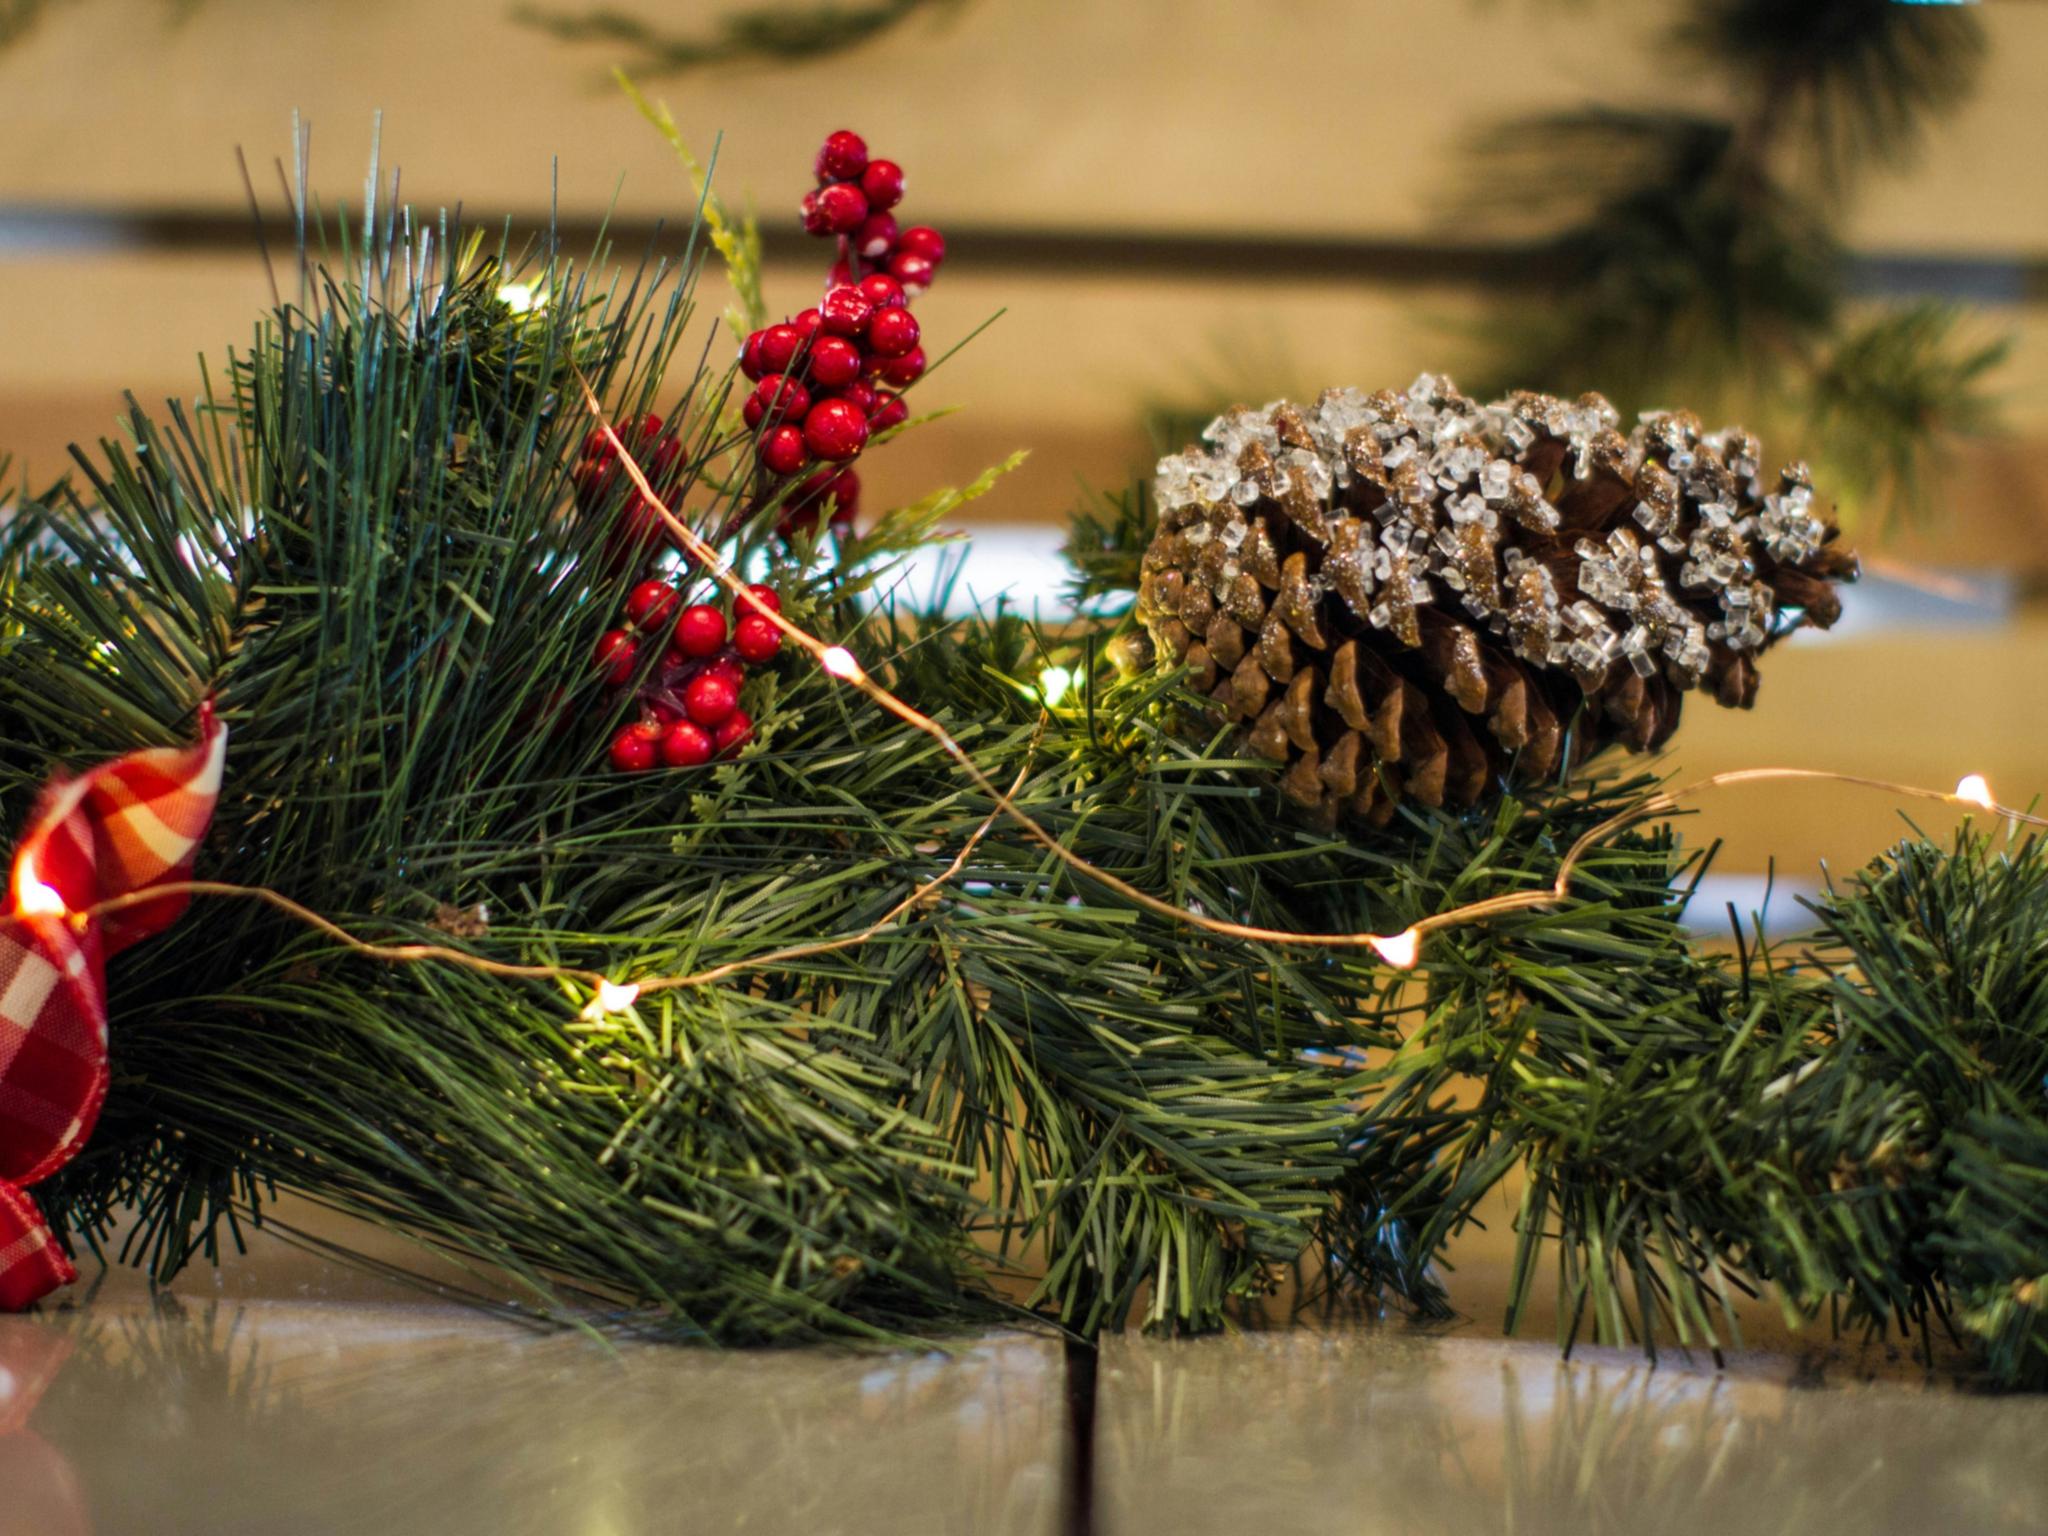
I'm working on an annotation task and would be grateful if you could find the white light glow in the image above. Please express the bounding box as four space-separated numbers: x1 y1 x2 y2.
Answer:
581 979 641 1020
1038 666 1075 708
1369 928 1420 970
496 282 542 315
1955 773 1994 809
12 857 65 917
821 646 864 682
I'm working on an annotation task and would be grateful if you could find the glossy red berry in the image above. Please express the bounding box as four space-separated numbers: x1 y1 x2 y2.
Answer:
625 580 680 630
672 603 729 659
791 466 835 506
831 379 879 417
733 613 783 663
804 399 869 461
576 415 669 507
595 629 639 686
703 654 748 690
816 182 868 235
888 252 936 295
815 130 869 184
740 583 784 617
791 307 824 341
744 374 812 429
857 273 905 310
819 284 874 338
571 454 616 509
879 346 927 388
605 490 673 563
785 466 856 537
683 671 740 728
867 307 920 359
740 330 768 381
643 436 683 496
869 393 910 432
799 188 833 237
758 424 808 476
828 468 861 517
608 720 662 773
714 709 754 757
758 323 804 375
808 335 863 389
854 213 898 261
859 158 904 211
659 719 715 768
897 226 945 265
581 414 664 467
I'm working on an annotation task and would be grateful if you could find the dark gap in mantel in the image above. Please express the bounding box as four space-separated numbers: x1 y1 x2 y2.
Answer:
2 206 2040 304
1062 1336 1100 1536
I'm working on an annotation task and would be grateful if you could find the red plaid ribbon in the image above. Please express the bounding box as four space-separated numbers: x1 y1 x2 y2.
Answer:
0 706 226 1310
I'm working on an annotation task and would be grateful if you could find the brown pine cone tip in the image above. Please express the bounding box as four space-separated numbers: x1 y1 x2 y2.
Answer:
1133 376 1858 827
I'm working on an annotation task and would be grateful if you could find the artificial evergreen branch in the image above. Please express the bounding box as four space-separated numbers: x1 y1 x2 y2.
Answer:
1333 820 2048 1388
2 157 2043 1385
1676 0 1987 181
1459 109 1840 405
1461 0 2001 529
1806 301 2009 524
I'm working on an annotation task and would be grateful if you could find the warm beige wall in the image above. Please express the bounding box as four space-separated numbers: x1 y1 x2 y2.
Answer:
5 0 2046 493
3 0 2046 248
4 0 2046 528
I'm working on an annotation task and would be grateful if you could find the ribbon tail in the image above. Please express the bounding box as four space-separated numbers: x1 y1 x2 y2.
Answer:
0 1183 75 1312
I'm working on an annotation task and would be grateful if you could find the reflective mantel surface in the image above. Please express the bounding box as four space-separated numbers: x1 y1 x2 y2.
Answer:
0 1287 1063 1536
3 1229 2045 1536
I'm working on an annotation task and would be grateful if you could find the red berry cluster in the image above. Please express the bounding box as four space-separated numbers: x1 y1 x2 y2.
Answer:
738 128 948 538
570 413 684 569
599 580 787 773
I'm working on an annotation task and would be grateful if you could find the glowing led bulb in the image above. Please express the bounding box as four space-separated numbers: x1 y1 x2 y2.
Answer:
11 856 65 917
1955 773 1994 810
821 646 864 682
496 282 541 315
1038 666 1075 708
581 979 641 1021
1369 928 1421 969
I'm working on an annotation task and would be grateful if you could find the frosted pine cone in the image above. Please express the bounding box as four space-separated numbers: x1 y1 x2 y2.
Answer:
1134 376 1858 825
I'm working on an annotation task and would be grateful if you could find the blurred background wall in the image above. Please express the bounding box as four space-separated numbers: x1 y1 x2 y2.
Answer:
4 0 2045 895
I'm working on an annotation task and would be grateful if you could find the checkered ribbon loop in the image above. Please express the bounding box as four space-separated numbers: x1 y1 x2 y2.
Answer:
0 706 226 1310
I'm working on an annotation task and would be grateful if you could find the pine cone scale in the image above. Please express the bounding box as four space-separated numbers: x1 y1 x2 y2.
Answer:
1138 376 1856 824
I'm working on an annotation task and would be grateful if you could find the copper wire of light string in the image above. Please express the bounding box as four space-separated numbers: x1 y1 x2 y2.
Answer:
576 379 2048 967
6 399 2042 1010
51 731 1043 1006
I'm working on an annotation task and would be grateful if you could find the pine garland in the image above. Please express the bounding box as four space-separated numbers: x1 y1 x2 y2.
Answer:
1 183 2043 1385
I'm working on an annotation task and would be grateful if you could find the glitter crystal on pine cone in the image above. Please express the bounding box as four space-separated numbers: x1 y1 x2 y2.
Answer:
1134 376 1859 825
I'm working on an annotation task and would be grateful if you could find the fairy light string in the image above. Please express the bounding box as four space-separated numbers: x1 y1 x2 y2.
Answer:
6 389 2040 1021
29 722 1043 1020
577 380 2048 971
